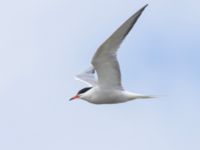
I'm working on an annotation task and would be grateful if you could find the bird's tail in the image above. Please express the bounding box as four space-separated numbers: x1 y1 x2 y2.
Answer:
138 95 157 99
124 91 158 100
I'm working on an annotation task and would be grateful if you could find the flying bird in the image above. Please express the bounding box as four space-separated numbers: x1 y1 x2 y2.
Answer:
70 4 154 104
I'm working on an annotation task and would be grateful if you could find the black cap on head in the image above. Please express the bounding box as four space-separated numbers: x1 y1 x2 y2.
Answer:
77 87 92 95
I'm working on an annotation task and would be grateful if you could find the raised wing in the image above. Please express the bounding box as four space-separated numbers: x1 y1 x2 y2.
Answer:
75 66 97 86
92 4 148 89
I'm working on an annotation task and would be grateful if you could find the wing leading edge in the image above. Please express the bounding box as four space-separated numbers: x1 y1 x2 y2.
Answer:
91 4 148 88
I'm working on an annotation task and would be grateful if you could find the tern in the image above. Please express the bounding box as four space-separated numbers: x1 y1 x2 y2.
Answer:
70 4 154 104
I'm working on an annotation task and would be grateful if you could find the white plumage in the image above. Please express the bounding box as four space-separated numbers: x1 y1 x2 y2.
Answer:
70 4 154 104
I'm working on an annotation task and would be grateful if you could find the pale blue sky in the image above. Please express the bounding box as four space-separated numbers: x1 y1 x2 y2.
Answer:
0 0 200 150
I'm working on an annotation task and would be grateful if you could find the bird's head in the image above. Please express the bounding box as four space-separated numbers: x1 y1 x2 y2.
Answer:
69 87 92 101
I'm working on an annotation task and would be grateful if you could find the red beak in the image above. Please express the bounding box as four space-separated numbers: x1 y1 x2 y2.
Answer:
69 95 80 101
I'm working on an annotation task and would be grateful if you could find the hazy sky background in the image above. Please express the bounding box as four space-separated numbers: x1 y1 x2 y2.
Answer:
0 0 200 150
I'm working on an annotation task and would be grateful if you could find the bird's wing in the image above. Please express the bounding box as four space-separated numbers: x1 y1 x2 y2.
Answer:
91 4 148 89
75 66 97 86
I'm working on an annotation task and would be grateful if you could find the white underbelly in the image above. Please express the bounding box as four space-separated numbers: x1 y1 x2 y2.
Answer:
82 87 126 104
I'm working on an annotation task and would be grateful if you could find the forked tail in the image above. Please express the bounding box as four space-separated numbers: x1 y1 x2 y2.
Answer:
138 95 156 99
125 91 157 100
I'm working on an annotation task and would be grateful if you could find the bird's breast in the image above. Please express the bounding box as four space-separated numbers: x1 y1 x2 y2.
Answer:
82 87 125 104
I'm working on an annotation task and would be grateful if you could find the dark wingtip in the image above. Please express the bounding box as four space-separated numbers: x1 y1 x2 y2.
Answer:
133 4 148 19
140 4 149 12
144 4 149 8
